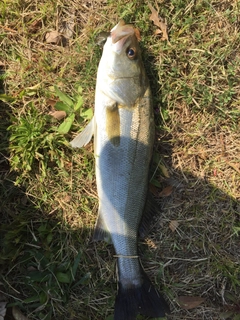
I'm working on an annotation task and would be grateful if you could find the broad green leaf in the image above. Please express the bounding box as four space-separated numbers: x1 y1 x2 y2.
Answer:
158 164 170 178
56 272 71 284
150 178 161 187
55 101 72 113
54 86 73 107
23 295 40 303
46 232 53 244
77 86 83 94
74 95 83 111
81 108 93 120
71 251 82 278
39 291 48 304
28 270 50 282
57 113 75 134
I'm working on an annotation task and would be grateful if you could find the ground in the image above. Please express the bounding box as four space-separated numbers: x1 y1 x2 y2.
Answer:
0 1 239 319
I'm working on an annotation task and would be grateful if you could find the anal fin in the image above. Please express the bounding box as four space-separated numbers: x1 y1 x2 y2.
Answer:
93 213 112 243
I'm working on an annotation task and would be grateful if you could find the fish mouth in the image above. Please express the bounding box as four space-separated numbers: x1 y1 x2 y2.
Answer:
110 20 135 52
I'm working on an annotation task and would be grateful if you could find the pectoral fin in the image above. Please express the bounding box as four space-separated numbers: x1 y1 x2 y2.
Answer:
106 103 120 146
70 117 95 148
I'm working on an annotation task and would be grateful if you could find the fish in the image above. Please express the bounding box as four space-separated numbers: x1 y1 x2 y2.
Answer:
70 20 170 320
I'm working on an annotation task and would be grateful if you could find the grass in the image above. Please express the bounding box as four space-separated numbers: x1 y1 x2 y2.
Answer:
1 0 240 319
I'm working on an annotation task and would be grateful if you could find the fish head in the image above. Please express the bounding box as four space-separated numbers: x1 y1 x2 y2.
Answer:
108 20 141 77
97 20 148 106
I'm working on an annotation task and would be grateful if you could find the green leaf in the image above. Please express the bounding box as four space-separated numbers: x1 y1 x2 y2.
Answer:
150 178 162 187
56 271 71 284
0 93 15 102
23 295 40 304
39 291 48 304
74 95 83 112
46 232 53 244
57 113 75 134
77 86 83 94
55 101 72 113
81 108 93 120
71 251 82 278
54 86 73 107
28 270 50 282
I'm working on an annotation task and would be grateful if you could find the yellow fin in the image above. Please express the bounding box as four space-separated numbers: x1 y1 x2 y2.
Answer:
106 104 120 146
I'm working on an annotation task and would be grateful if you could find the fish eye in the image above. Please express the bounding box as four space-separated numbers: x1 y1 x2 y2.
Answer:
127 47 137 59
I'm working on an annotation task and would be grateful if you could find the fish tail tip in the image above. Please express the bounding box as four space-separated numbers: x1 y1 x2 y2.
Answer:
114 275 170 320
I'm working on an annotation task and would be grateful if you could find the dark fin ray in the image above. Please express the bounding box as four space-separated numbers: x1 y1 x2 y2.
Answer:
114 270 170 320
139 192 161 238
92 213 112 243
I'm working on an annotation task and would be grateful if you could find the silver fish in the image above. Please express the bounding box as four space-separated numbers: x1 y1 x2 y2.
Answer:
71 20 169 320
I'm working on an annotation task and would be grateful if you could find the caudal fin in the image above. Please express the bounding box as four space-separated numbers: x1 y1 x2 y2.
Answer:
114 272 170 320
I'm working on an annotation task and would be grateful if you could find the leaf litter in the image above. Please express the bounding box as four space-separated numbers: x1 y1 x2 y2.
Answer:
169 220 179 232
148 2 169 41
159 185 173 197
45 6 75 46
178 296 205 310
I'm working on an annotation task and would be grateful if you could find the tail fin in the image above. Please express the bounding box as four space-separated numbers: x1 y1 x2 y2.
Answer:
114 271 170 320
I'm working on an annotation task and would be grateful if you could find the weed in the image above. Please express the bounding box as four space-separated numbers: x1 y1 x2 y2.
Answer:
8 102 67 182
53 85 92 134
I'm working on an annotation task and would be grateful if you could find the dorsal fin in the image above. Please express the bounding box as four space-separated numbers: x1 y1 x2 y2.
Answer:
138 192 162 238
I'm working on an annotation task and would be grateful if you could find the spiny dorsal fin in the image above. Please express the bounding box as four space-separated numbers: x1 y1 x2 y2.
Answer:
138 192 162 238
